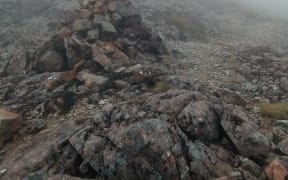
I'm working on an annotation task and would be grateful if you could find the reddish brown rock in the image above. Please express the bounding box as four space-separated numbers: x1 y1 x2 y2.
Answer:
265 159 288 180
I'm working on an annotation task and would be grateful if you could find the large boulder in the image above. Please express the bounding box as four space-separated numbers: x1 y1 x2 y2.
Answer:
177 100 221 141
35 50 65 72
220 105 270 160
108 119 174 155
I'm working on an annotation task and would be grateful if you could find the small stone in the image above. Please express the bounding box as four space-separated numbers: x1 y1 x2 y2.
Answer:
228 171 242 177
100 21 117 41
73 19 93 31
99 100 106 105
265 131 274 144
253 106 261 113
108 119 173 155
91 44 112 71
76 71 109 92
87 29 100 42
87 93 100 104
244 82 258 92
111 13 122 26
0 169 7 175
93 14 111 26
0 53 9 61
274 120 288 133
126 46 138 59
280 77 288 92
137 111 146 118
271 126 287 144
26 118 46 134
239 157 262 177
80 0 89 8
277 138 288 155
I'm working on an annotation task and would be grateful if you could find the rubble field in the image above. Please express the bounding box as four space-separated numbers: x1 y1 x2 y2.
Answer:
1 0 288 179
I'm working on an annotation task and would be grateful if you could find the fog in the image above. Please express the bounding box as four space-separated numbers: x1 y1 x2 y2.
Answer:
238 0 288 18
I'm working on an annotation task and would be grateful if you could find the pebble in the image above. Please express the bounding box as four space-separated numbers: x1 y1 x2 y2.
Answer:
0 53 9 60
0 169 7 176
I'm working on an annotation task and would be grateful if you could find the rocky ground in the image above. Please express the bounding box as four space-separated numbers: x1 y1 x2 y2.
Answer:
1 0 288 179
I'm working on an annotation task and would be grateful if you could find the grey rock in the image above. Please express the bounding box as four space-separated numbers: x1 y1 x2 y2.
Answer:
93 14 111 26
26 118 46 134
119 14 142 27
0 53 9 61
111 13 122 26
277 138 288 155
220 105 270 159
87 29 100 41
244 82 258 92
177 100 221 141
23 171 47 180
108 119 173 155
100 21 117 41
144 89 206 115
274 120 288 134
188 142 233 179
280 77 288 92
36 50 64 72
238 156 262 177
87 93 100 104
110 1 137 17
64 37 92 68
91 44 112 71
73 19 93 31
116 38 137 47
126 46 138 58
271 126 287 144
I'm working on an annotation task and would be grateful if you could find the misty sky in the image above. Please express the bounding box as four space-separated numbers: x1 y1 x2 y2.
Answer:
241 0 288 18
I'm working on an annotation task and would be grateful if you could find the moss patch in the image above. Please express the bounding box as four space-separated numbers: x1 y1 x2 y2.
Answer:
259 103 288 119
152 81 170 93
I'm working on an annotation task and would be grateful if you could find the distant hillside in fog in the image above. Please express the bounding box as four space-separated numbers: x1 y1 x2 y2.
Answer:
240 0 288 18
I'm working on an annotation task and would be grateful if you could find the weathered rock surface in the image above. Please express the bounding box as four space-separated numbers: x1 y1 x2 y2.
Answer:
0 108 22 147
277 138 288 155
73 19 93 31
220 105 270 160
178 100 221 141
35 50 65 72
